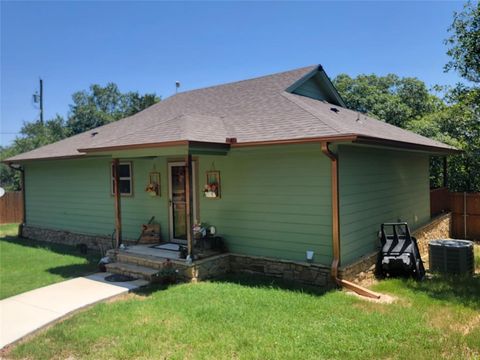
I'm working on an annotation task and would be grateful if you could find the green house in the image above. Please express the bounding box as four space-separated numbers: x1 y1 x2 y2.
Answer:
5 65 456 287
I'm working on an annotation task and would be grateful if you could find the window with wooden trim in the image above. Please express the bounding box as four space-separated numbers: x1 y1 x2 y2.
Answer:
111 162 133 196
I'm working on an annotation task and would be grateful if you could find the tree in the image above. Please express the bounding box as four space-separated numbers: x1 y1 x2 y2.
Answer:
1 83 160 190
0 115 67 190
406 92 480 192
444 1 480 83
333 71 480 192
333 74 440 128
442 1 480 192
66 83 160 135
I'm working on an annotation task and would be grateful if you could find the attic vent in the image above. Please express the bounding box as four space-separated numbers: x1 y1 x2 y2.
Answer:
330 107 339 113
91 131 99 137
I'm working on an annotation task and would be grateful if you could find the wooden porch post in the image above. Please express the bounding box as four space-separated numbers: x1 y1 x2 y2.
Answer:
185 154 194 258
113 158 122 248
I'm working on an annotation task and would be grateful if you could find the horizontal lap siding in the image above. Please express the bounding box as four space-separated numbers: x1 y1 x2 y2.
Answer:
198 145 332 265
338 145 430 265
25 158 169 241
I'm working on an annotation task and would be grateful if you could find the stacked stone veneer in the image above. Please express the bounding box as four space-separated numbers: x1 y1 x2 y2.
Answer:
229 254 334 288
22 225 112 251
21 213 451 286
339 213 452 282
107 250 334 288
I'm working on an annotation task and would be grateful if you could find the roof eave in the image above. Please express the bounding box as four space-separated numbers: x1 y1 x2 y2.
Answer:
353 136 461 154
78 140 231 154
3 153 87 164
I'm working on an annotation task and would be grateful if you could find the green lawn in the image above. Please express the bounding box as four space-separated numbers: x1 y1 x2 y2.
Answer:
0 224 100 299
2 223 479 359
6 269 480 359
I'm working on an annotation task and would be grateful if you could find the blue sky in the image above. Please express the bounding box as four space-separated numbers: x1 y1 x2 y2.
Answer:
0 1 466 146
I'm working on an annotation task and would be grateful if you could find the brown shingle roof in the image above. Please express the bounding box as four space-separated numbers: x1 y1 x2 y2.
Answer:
6 65 456 162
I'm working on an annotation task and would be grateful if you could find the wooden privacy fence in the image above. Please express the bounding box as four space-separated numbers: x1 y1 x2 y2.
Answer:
450 192 480 240
0 191 24 224
430 188 480 240
430 187 450 216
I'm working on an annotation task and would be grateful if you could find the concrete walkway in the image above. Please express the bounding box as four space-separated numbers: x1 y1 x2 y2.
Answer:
0 273 148 349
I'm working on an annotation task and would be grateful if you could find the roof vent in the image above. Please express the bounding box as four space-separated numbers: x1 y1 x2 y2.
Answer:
330 107 339 113
356 113 363 123
91 131 99 137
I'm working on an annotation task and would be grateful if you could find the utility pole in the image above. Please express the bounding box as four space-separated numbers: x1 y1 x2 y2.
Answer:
39 78 44 124
33 78 44 123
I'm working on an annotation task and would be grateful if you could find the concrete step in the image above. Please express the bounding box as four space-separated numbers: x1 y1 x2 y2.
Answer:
105 262 159 281
116 252 168 270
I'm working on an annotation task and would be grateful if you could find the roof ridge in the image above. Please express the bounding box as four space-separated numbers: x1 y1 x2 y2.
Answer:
84 113 189 149
281 92 344 135
168 65 318 99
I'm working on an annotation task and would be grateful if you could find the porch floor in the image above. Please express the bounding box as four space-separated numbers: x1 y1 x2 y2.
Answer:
120 243 222 262
123 244 182 260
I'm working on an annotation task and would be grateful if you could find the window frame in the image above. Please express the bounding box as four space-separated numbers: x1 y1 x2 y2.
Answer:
111 161 133 197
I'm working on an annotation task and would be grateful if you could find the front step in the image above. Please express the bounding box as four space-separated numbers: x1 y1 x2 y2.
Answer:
116 252 168 270
105 262 159 281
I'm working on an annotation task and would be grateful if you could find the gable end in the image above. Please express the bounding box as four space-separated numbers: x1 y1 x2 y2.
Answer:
287 65 346 108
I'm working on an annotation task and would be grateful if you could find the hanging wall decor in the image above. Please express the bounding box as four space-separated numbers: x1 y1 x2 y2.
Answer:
204 171 221 198
145 172 160 196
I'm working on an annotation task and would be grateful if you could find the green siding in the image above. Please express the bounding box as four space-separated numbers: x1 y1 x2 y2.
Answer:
23 143 431 267
25 157 169 241
293 77 331 101
198 144 333 264
292 73 340 105
338 145 431 265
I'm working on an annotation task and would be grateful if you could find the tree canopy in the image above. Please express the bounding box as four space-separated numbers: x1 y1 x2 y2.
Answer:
0 84 160 190
444 1 480 83
66 83 159 135
333 74 441 128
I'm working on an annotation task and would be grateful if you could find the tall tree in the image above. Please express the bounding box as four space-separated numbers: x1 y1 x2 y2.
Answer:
0 115 67 190
332 74 440 128
444 1 480 83
442 1 480 192
1 84 160 190
66 83 160 135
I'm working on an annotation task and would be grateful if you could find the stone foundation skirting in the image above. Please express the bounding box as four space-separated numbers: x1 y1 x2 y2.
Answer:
177 254 232 282
110 250 335 288
22 213 452 285
339 213 452 282
229 254 334 288
412 213 451 255
184 253 334 287
21 225 112 251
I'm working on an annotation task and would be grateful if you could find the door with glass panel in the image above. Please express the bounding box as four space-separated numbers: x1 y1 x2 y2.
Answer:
168 162 196 243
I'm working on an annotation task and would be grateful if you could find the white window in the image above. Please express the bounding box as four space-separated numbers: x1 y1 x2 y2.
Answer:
111 162 132 196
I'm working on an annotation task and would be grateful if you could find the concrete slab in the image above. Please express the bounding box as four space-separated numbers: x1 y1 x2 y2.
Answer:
0 273 148 349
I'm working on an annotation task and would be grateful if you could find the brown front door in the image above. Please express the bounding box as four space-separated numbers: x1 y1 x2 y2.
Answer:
168 162 196 243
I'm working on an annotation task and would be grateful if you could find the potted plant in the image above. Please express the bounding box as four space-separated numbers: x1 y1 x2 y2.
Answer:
193 221 207 239
145 183 159 196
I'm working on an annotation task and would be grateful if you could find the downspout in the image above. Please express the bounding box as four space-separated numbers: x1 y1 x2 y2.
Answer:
321 143 381 299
